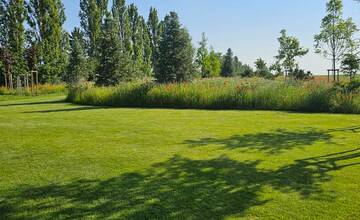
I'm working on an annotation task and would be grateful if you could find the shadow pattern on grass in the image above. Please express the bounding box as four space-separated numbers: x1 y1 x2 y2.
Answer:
1 148 359 220
23 106 105 113
184 129 334 155
326 126 360 133
0 100 65 107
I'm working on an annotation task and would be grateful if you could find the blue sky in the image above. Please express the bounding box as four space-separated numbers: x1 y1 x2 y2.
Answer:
63 0 360 74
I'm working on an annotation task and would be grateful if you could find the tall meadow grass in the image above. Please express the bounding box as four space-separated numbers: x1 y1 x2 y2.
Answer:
67 78 360 114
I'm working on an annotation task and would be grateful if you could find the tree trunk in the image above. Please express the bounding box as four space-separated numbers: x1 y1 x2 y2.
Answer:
4 72 8 88
332 11 336 82
332 53 336 82
9 73 13 90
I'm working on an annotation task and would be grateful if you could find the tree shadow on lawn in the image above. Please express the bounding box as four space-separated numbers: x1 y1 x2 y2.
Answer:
184 129 335 155
1 148 359 220
327 126 360 133
0 100 65 107
23 106 105 113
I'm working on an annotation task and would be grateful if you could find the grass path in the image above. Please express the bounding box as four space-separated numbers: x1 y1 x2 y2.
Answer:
0 95 359 219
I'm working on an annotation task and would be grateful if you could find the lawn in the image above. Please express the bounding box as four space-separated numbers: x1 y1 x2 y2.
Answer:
0 95 359 219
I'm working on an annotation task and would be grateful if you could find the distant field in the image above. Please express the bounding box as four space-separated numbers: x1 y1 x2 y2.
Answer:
0 95 359 219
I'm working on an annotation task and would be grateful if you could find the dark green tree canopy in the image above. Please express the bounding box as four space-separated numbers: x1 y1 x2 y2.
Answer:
221 48 234 77
156 12 194 83
66 28 88 85
96 15 135 86
254 58 272 78
341 53 360 79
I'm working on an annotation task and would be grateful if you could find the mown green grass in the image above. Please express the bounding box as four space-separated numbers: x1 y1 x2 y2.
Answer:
0 95 359 219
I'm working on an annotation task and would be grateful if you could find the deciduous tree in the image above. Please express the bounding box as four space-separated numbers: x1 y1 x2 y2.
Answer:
147 7 160 72
275 29 308 78
80 0 108 57
254 58 272 78
7 0 27 78
203 49 221 78
128 4 143 66
196 33 209 77
27 0 67 83
315 0 358 79
341 53 360 80
141 17 152 76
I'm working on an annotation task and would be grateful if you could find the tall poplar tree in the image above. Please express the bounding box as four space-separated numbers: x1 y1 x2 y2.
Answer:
79 0 108 80
0 0 10 87
80 0 108 57
7 0 27 79
141 17 152 75
0 1 7 47
147 7 160 72
27 0 67 83
0 0 27 88
128 3 144 67
112 0 131 55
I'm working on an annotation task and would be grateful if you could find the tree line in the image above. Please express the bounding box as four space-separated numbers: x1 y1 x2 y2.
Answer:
1 0 67 88
0 0 359 89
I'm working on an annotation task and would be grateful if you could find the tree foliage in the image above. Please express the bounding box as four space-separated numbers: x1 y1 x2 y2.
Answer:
27 0 67 83
254 58 272 78
96 15 134 86
0 0 28 88
66 28 88 85
196 33 209 77
314 0 358 75
156 12 194 83
3 0 356 88
7 0 27 77
275 29 308 78
80 0 108 57
221 48 234 77
203 49 221 78
241 64 254 78
147 7 160 72
341 53 360 79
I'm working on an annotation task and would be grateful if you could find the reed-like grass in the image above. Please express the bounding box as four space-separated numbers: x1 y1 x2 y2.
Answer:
67 78 360 114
